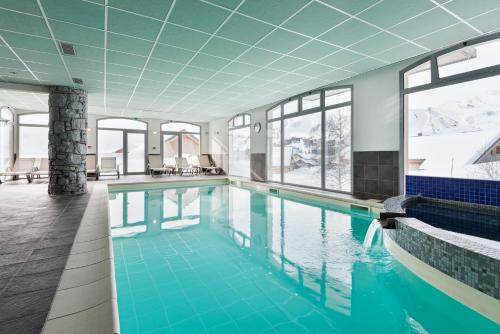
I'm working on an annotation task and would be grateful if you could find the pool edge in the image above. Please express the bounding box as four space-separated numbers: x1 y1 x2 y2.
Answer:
384 230 500 325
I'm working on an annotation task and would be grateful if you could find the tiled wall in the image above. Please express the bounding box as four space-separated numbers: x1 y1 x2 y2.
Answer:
386 218 499 300
406 175 500 207
251 153 266 182
353 151 399 200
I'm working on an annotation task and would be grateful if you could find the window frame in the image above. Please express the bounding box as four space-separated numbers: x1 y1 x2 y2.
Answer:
17 112 49 159
160 121 201 167
266 85 353 194
97 117 149 175
400 32 500 189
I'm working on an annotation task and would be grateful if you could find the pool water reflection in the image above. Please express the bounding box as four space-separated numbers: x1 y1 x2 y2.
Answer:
110 185 498 334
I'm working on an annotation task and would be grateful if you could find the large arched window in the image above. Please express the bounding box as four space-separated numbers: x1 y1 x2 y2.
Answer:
401 34 500 181
0 107 14 173
160 122 201 166
18 112 49 158
97 118 147 175
267 87 352 193
228 114 251 178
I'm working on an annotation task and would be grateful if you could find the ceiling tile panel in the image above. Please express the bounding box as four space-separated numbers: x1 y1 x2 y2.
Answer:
388 8 460 40
321 0 380 15
0 9 50 38
43 0 104 29
140 71 174 83
319 49 364 67
0 45 16 59
221 61 258 76
109 0 173 20
107 50 146 68
1 32 57 54
189 53 229 71
282 2 349 37
414 23 480 50
342 57 385 73
50 20 104 48
237 48 281 67
152 43 195 64
0 0 43 15
108 33 153 56
145 58 182 74
181 66 217 80
216 14 274 44
267 56 311 71
443 0 500 20
295 62 332 76
204 0 242 10
256 29 310 53
237 0 309 25
319 19 379 47
358 0 435 29
169 0 230 34
108 8 162 40
289 40 339 62
159 24 210 51
376 42 427 63
468 8 500 33
349 32 406 55
200 37 247 59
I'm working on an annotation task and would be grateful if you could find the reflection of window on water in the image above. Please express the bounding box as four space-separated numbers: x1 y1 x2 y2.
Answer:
161 188 200 230
267 196 358 315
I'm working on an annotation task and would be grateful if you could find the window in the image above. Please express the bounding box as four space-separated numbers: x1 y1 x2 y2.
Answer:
161 122 201 167
0 107 14 173
267 86 352 192
403 61 431 89
302 93 320 110
18 113 48 158
437 38 500 78
161 122 200 133
98 118 146 130
98 118 147 174
402 35 500 181
283 99 298 115
228 114 251 178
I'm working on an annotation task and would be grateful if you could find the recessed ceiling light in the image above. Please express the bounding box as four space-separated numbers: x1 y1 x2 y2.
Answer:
72 78 84 85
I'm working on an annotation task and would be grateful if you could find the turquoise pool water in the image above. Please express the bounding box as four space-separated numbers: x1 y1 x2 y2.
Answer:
110 184 498 334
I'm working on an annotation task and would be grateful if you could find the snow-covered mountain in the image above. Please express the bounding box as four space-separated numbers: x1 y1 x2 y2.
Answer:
409 90 500 137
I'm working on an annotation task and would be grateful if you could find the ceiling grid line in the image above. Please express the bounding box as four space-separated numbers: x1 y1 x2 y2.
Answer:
160 0 319 112
147 0 251 108
125 0 178 109
429 0 483 34
36 0 74 88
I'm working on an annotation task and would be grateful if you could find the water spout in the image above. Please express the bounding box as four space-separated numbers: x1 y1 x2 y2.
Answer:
363 220 383 248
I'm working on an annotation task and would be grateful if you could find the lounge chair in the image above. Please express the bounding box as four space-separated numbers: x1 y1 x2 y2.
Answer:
175 157 198 176
100 157 120 179
32 158 49 179
86 155 99 180
148 155 173 177
0 158 35 184
198 154 222 175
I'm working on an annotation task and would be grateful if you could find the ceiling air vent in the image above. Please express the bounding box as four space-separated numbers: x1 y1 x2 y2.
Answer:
59 42 76 56
72 77 84 85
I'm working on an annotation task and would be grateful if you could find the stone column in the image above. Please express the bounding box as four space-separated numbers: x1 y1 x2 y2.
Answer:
48 86 88 195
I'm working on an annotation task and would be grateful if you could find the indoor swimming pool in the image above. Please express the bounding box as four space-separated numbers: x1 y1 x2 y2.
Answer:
109 184 498 334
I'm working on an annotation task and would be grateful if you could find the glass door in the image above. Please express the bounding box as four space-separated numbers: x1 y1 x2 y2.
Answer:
98 129 124 174
182 133 200 166
162 133 179 167
126 132 146 174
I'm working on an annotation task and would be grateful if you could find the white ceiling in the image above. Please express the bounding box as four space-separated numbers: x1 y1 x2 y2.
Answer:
0 0 499 121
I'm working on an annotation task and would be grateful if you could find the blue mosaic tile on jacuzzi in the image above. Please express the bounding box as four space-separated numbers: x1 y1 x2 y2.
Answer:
406 175 500 207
